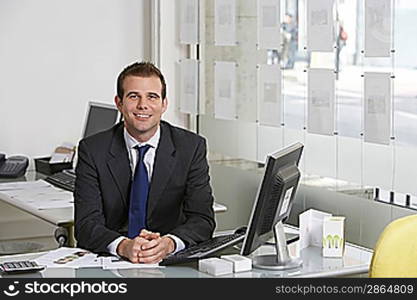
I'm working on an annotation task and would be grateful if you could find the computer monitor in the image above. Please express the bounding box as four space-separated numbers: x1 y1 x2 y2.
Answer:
240 142 304 270
82 101 120 138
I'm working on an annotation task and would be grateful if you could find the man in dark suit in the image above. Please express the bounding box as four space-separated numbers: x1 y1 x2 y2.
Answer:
74 62 215 263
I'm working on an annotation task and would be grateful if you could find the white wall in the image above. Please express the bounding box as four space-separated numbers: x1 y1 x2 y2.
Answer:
0 0 148 164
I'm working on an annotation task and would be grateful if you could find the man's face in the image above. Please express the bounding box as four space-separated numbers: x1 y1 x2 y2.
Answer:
115 75 167 142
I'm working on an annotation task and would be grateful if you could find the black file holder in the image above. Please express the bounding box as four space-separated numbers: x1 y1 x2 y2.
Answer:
34 156 73 175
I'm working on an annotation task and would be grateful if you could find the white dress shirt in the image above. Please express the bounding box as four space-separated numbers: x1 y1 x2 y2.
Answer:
106 126 185 256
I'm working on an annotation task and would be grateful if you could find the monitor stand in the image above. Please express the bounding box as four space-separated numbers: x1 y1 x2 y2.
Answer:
252 221 302 270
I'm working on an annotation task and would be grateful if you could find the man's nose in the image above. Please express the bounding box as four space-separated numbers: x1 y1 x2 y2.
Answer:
136 97 148 109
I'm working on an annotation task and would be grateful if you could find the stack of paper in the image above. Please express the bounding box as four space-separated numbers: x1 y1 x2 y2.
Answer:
34 247 163 270
34 247 101 269
0 180 73 210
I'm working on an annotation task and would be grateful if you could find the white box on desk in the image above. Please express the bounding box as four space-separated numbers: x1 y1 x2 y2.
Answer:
220 254 252 272
198 258 233 276
322 216 345 257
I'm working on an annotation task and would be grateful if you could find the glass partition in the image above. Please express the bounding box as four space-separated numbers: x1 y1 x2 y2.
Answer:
187 0 417 248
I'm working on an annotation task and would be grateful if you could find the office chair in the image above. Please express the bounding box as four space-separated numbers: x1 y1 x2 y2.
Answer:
369 214 417 278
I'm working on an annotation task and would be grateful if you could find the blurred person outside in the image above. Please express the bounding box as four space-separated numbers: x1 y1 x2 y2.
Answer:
335 23 348 79
281 13 298 69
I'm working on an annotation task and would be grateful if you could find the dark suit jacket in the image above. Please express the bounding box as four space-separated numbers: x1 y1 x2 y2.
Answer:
74 121 216 253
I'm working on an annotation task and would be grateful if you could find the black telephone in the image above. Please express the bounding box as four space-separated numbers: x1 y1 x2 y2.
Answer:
0 153 29 178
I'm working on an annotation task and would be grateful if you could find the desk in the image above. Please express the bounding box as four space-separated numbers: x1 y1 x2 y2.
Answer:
0 228 372 278
0 170 74 246
0 170 228 247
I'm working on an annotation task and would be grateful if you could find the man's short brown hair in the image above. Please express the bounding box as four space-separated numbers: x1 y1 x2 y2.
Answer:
117 61 166 100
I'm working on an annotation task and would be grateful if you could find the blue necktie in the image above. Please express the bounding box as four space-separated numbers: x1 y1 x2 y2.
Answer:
128 145 151 238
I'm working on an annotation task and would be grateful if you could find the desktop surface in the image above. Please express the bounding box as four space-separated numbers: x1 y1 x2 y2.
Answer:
0 227 372 278
0 170 73 227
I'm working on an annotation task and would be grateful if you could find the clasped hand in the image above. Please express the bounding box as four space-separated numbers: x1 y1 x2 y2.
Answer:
117 229 175 264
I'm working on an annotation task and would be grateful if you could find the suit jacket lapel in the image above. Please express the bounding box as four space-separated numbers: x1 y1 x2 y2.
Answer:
148 122 176 219
107 124 131 209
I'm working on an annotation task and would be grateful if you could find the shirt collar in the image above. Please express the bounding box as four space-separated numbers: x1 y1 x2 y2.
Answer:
124 126 160 150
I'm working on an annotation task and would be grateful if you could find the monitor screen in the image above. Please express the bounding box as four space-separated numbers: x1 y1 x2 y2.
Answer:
82 102 119 139
240 142 303 270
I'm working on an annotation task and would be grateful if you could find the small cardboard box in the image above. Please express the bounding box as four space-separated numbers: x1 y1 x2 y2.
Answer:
299 209 332 250
322 216 345 257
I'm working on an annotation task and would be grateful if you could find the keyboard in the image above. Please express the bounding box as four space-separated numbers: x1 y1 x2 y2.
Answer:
160 231 246 266
44 170 76 192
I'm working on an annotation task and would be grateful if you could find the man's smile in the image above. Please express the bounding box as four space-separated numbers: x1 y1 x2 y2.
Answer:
133 113 151 119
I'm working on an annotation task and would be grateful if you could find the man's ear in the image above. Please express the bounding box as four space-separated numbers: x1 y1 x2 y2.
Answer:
162 97 168 114
114 95 122 111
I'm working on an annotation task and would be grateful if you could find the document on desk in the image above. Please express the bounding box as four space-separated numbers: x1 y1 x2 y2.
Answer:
0 180 50 191
0 180 73 210
34 247 101 269
101 257 163 270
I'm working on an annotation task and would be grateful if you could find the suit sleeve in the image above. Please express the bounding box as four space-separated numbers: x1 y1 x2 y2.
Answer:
169 137 216 246
74 140 122 253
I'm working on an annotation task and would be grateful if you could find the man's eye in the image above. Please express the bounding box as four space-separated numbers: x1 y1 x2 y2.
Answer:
148 95 158 100
129 94 138 99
